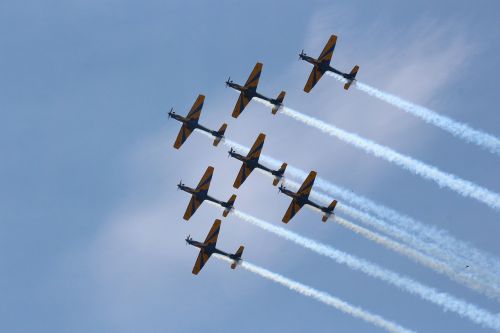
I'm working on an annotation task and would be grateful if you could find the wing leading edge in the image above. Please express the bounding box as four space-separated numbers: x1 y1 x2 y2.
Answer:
203 219 221 246
246 133 265 161
192 250 211 275
196 166 214 193
282 200 304 223
186 94 205 121
183 195 203 221
304 67 325 93
173 124 194 149
233 164 254 189
297 171 316 197
232 93 251 118
244 63 262 89
318 35 337 64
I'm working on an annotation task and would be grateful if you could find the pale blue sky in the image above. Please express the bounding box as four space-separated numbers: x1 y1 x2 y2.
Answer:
1 1 499 332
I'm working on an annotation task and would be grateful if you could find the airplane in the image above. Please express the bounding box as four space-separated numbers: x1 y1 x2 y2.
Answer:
178 166 237 220
226 62 286 118
299 34 360 92
169 94 227 149
278 171 337 223
186 219 244 275
228 133 287 188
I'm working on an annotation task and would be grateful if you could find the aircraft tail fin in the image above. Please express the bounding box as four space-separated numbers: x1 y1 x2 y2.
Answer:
322 199 338 222
231 246 244 269
213 123 227 146
344 65 359 90
222 194 237 217
271 91 286 114
272 162 288 186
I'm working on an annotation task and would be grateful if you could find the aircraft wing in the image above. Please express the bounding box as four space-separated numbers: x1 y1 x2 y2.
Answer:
203 219 221 245
196 166 214 193
282 199 305 223
183 195 204 220
191 220 221 274
303 66 325 93
246 133 265 161
244 62 263 89
231 93 252 118
297 171 317 197
318 35 337 64
186 94 205 121
192 249 212 275
233 163 255 189
173 124 194 149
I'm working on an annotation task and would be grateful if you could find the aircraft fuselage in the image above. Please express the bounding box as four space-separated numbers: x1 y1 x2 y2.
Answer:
178 185 227 207
187 239 239 260
187 239 230 256
300 54 355 80
281 188 327 212
228 82 280 106
228 151 275 174
170 113 222 138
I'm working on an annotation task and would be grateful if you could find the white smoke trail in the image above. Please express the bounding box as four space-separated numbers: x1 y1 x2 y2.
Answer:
303 185 500 298
326 72 500 155
254 99 500 211
280 162 500 293
224 207 500 330
255 167 500 298
215 255 415 333
297 191 500 298
197 130 500 295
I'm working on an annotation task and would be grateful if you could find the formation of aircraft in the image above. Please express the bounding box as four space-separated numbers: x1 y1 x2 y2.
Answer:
228 133 288 188
299 34 359 92
169 94 227 149
172 33 354 275
186 219 244 274
226 62 286 118
279 171 337 223
178 166 237 220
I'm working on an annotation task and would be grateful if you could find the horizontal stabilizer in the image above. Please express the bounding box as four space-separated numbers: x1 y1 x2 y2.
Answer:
272 162 288 186
271 91 286 115
344 65 359 90
231 246 244 269
327 199 338 211
223 194 237 217
322 199 338 222
173 124 194 150
213 123 227 146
